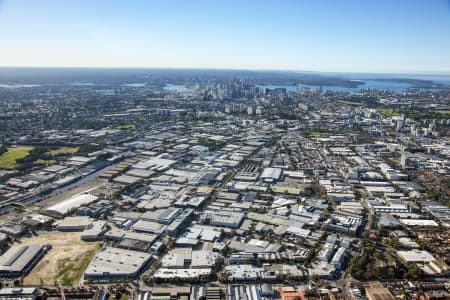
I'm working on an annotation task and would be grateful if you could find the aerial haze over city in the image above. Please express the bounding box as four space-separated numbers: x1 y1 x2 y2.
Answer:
0 1 450 300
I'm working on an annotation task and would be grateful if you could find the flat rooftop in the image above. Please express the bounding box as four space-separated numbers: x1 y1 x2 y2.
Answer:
0 244 46 274
84 246 152 278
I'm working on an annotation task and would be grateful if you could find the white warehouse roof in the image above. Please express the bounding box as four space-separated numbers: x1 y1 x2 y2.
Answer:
261 168 282 180
84 247 151 279
46 194 98 216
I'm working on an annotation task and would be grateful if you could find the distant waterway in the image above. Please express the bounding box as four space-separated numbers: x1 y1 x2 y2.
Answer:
257 78 447 93
318 72 450 85
123 83 146 87
300 80 413 93
256 84 299 92
164 84 188 92
0 84 41 88
71 82 94 86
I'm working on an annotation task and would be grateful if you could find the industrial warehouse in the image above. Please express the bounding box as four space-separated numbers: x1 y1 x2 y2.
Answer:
0 244 50 279
84 247 152 281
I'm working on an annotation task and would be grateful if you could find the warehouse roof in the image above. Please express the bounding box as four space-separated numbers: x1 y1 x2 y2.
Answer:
0 244 45 273
261 168 282 180
397 250 437 263
55 216 92 230
133 157 177 171
191 250 217 268
131 220 166 234
399 219 439 227
153 268 211 279
46 194 98 216
84 247 151 278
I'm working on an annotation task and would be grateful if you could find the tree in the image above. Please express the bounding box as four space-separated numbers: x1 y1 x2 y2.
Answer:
406 264 423 279
311 274 320 283
387 267 396 278
387 238 400 249
0 144 7 156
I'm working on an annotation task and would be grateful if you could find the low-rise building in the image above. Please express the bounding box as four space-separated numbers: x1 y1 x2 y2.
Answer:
84 246 152 281
46 194 98 218
0 244 50 278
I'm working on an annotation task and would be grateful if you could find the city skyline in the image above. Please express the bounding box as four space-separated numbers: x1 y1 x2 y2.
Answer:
1 0 450 73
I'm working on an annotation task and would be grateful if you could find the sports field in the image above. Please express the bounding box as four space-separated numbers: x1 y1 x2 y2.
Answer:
0 146 34 169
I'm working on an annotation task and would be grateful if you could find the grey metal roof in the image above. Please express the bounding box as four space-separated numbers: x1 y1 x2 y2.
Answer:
0 244 44 273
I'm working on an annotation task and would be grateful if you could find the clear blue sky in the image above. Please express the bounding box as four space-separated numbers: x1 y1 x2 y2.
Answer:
1 0 450 73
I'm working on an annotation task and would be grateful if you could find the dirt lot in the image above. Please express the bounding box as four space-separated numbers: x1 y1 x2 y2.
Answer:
21 230 100 286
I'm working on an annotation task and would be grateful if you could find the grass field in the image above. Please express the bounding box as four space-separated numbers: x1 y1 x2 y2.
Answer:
116 124 136 130
22 231 100 286
46 146 79 156
377 107 448 119
271 186 302 195
377 108 399 117
435 110 450 115
337 100 363 106
35 159 57 165
0 146 34 169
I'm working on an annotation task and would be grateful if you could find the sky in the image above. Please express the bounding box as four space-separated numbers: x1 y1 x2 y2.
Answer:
0 0 450 74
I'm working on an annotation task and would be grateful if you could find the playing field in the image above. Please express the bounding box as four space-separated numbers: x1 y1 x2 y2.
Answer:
46 146 79 156
435 110 450 115
271 185 302 195
0 146 34 169
116 124 136 130
337 100 363 106
21 231 100 286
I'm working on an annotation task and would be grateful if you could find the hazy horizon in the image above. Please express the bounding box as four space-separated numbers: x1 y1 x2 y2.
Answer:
0 66 449 77
1 0 450 73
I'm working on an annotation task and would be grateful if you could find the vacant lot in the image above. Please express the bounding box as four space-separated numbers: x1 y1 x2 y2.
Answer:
0 146 34 169
21 231 100 286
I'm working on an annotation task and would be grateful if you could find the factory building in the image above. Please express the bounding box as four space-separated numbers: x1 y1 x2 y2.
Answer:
84 246 152 281
0 287 39 300
46 194 98 218
0 244 50 278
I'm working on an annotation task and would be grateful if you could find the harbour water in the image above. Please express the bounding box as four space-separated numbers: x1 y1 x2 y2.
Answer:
257 77 450 94
0 84 41 88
